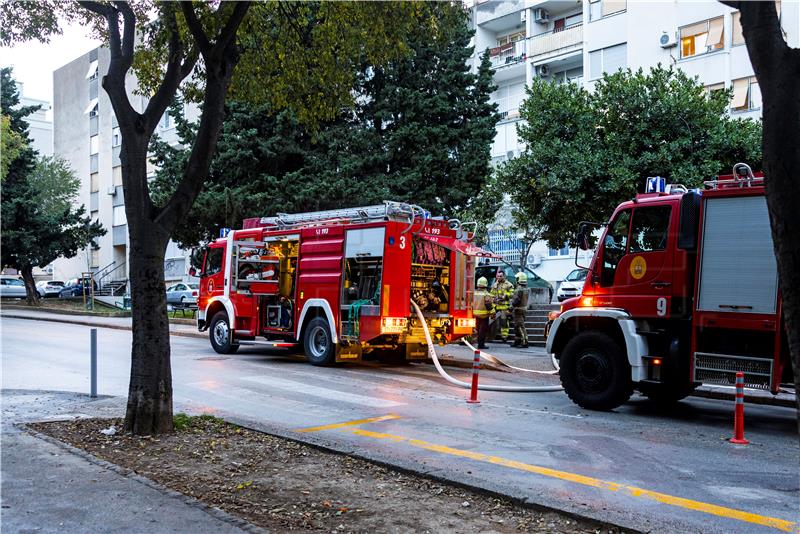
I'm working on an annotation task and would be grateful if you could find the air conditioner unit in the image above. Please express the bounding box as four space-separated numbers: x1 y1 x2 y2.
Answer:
536 64 551 77
107 186 117 196
528 254 543 266
534 8 549 23
659 31 678 48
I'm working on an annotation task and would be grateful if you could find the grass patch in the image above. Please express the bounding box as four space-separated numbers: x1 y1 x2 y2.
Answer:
173 412 225 431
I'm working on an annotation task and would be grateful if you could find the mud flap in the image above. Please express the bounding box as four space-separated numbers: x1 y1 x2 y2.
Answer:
405 342 428 361
336 342 363 363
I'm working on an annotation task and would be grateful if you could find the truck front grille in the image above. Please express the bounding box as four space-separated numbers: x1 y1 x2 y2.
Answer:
693 352 773 390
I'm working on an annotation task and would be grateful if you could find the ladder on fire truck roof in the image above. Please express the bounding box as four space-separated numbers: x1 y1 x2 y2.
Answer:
258 201 427 232
704 162 764 189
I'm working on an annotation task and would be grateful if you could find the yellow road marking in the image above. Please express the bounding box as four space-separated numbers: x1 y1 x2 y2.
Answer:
294 414 401 433
333 428 796 532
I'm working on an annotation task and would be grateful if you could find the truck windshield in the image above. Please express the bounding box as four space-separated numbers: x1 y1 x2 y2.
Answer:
601 209 631 286
203 248 223 277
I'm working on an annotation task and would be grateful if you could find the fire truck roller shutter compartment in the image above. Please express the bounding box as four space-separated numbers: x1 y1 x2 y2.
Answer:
342 227 385 346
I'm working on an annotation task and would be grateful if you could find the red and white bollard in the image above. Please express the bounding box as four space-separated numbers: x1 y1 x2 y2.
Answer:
467 349 480 404
729 371 749 445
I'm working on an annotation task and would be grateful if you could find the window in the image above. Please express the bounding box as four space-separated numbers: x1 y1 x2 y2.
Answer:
90 153 99 173
548 244 570 256
680 17 724 59
203 247 224 277
84 99 99 117
731 76 761 112
590 0 626 21
601 209 631 286
112 127 121 147
732 12 744 46
589 43 627 79
160 112 171 129
90 172 99 193
629 206 671 253
497 31 525 46
90 248 100 268
705 82 725 97
112 166 122 186
553 18 566 32
90 135 99 155
113 205 127 227
85 59 98 80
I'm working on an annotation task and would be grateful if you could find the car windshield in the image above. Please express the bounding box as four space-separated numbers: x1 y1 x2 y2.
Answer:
566 269 588 282
188 284 199 289
7 279 24 286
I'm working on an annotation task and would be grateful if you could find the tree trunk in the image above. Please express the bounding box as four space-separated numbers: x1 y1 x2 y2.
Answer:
20 265 39 305
122 152 174 435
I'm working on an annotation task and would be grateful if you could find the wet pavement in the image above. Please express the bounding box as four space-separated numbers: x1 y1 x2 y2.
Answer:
2 313 798 533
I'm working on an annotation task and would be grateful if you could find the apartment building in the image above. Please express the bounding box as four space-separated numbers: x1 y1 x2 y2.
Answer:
17 83 53 156
470 0 798 289
51 46 195 294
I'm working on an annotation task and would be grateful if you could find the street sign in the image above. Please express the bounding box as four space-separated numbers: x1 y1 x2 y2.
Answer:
220 227 231 238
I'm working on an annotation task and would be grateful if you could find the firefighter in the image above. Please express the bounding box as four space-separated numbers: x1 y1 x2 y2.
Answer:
472 277 494 349
490 269 514 343
511 272 529 348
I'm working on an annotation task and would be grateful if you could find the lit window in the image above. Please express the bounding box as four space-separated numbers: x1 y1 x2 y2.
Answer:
731 77 761 112
589 43 627 79
680 17 724 59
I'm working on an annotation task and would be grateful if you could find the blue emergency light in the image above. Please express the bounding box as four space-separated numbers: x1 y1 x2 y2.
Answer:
220 227 231 238
646 176 666 193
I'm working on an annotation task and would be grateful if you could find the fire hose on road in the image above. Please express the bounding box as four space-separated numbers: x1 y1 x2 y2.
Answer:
411 301 563 393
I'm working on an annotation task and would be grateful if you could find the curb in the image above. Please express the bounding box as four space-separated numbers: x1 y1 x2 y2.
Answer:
2 303 130 318
1 313 206 340
19 422 266 534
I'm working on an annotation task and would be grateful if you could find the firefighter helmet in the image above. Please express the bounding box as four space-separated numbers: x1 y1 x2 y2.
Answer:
515 272 528 283
477 277 488 288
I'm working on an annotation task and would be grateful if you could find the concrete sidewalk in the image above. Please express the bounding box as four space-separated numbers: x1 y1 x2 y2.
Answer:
1 390 259 534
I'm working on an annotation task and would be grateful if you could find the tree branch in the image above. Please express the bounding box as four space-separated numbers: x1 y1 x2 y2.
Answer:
113 1 135 60
213 1 251 53
180 2 212 57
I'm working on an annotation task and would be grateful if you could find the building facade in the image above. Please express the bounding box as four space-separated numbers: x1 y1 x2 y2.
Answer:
470 0 797 289
51 46 196 291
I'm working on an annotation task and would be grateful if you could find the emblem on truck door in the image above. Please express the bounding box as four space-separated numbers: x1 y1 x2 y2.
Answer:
630 256 647 280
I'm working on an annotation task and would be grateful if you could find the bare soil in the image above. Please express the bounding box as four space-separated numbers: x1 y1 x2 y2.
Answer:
32 416 620 533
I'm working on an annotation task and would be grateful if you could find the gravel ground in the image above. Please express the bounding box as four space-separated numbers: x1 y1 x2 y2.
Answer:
31 416 622 534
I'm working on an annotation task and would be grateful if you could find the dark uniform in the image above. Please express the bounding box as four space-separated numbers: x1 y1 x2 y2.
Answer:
511 277 529 348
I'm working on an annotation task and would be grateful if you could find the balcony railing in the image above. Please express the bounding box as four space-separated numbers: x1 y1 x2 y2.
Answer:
490 39 527 69
529 23 583 58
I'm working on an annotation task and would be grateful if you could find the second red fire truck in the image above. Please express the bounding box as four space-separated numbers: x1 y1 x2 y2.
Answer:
192 202 496 364
547 164 793 410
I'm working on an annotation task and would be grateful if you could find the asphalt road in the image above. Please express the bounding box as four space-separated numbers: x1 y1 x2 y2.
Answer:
2 317 798 533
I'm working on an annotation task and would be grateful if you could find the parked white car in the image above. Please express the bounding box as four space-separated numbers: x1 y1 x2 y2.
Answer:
556 268 589 302
36 280 65 298
0 276 27 299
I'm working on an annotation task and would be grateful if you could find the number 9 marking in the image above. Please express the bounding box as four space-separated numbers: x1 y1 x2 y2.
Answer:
656 297 667 317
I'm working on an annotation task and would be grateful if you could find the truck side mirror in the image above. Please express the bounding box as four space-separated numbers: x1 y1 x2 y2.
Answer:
189 267 197 277
577 224 590 251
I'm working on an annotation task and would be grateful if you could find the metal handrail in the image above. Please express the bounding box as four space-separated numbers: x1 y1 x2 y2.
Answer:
530 21 583 40
97 261 126 289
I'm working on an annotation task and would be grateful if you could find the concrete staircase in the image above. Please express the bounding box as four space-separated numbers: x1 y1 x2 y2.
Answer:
494 304 559 347
96 279 127 297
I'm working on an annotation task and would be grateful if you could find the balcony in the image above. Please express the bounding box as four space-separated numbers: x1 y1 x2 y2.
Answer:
490 39 527 69
529 23 583 63
476 0 526 28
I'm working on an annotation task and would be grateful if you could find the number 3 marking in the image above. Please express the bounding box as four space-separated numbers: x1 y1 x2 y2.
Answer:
399 236 406 249
656 297 667 317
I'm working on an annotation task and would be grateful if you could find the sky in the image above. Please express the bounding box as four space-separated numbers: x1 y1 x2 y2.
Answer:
1 20 100 105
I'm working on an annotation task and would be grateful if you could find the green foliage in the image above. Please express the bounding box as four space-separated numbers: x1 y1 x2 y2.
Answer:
150 4 499 246
1 115 25 181
173 412 225 431
500 65 763 248
0 69 105 289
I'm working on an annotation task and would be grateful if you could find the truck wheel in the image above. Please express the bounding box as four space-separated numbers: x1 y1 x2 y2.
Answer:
209 311 239 354
304 317 335 366
559 331 632 410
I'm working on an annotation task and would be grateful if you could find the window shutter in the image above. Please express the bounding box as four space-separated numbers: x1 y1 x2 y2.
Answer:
732 12 744 45
731 78 749 109
602 43 627 73
706 17 724 46
602 0 626 16
680 21 707 39
589 49 603 79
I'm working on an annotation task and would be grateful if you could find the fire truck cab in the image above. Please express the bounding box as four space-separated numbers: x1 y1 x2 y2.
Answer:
194 202 495 365
547 165 791 410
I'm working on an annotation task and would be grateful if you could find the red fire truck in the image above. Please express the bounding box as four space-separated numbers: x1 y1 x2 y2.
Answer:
547 164 792 410
193 202 495 364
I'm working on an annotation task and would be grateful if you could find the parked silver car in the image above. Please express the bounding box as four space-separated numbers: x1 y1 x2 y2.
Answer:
166 283 199 306
36 280 65 298
0 276 27 299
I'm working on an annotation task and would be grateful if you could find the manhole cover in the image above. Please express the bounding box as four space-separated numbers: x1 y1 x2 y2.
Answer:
195 356 229 361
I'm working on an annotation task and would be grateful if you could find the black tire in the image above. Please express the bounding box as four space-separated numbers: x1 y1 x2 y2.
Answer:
559 330 632 410
304 316 335 366
640 383 697 404
209 311 239 354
